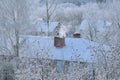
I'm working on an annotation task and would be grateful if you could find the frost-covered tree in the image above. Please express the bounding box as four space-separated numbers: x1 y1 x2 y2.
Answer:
39 0 57 36
0 0 32 56
80 3 102 41
53 6 83 36
91 44 120 80
105 0 120 46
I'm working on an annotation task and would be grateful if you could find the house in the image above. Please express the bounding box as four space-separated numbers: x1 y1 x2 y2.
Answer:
19 34 99 72
19 35 96 62
79 19 112 32
77 19 112 41
0 33 110 79
29 21 59 36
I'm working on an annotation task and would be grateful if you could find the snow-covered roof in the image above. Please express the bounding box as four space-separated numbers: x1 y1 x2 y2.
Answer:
96 20 112 31
79 19 88 31
19 35 99 62
34 21 58 33
79 19 112 31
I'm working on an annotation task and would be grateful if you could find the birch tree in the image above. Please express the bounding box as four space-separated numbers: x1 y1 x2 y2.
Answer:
45 0 57 36
106 0 120 46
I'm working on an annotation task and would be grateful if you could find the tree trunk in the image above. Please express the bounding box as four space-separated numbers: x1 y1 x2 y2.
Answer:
15 29 19 57
46 0 50 36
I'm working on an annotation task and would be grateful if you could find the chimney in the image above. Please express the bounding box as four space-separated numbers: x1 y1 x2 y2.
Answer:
54 37 65 48
73 33 81 38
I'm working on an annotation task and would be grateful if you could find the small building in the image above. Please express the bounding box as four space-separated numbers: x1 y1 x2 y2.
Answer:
19 35 99 73
29 21 59 36
78 19 112 41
